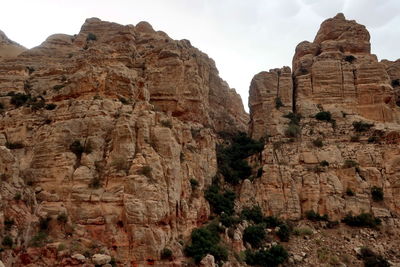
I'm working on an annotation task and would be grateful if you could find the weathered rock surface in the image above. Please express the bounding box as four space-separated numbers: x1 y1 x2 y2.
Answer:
292 13 399 122
0 18 246 266
246 13 400 222
0 30 26 58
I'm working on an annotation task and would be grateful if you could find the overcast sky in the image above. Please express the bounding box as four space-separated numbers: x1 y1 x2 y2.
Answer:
2 0 399 110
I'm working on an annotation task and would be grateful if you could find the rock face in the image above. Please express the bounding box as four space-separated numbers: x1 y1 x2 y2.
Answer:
249 66 293 139
246 13 400 222
292 13 398 122
0 30 26 58
0 18 247 266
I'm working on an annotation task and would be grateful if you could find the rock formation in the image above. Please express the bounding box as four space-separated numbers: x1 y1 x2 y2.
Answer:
0 13 399 267
246 11 400 233
0 31 26 58
0 18 247 266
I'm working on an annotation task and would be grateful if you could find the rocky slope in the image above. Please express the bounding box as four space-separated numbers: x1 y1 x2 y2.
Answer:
0 13 399 267
0 18 247 266
247 13 400 266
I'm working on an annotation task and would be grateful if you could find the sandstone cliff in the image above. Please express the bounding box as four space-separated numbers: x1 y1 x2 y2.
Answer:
0 18 247 266
246 13 400 266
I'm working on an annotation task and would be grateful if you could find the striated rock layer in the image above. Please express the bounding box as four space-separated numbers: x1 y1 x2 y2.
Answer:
246 13 400 223
0 18 247 266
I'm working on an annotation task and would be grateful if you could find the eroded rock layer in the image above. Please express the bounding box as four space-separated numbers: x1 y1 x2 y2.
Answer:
0 18 247 266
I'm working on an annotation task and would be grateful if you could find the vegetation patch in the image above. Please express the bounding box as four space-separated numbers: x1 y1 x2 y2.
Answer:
205 182 235 215
243 225 266 248
275 97 284 109
305 210 328 221
217 132 264 184
343 159 358 168
283 112 301 138
342 213 381 228
184 222 227 263
189 178 199 190
245 245 288 267
359 247 390 267
6 142 24 149
371 186 384 202
352 121 374 132
312 138 324 148
160 248 173 260
315 111 332 122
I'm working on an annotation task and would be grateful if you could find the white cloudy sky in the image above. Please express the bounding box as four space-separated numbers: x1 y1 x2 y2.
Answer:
2 0 399 110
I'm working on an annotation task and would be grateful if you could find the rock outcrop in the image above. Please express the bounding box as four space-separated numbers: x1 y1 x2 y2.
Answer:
246 13 400 222
292 13 398 122
0 18 247 266
0 30 26 58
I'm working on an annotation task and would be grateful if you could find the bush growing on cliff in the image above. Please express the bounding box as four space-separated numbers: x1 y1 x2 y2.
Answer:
283 112 302 138
343 159 359 168
160 248 173 260
312 138 324 148
184 223 228 263
391 79 400 87
371 186 384 202
243 225 266 248
344 55 356 63
87 32 97 41
305 210 328 221
276 223 291 242
205 183 235 215
245 245 288 267
6 141 24 149
10 93 31 107
217 132 264 184
342 213 381 228
359 247 390 267
275 97 284 109
241 206 264 224
2 236 13 248
189 178 199 190
315 111 332 122
352 121 374 132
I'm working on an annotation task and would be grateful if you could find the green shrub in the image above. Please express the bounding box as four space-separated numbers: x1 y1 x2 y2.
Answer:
343 159 358 168
161 120 172 128
70 140 84 157
245 245 288 267
39 216 51 232
205 183 235 215
293 227 313 236
189 178 199 190
87 33 97 41
346 188 355 196
2 236 13 248
275 97 284 109
352 121 374 132
315 111 332 122
10 93 31 107
184 223 228 263
57 213 68 224
276 223 291 242
283 112 301 125
285 124 300 138
320 160 329 167
14 192 22 200
140 165 152 178
305 210 328 221
241 206 264 224
220 213 240 227
360 247 390 267
243 225 266 248
119 97 129 105
89 177 101 189
371 186 383 202
344 55 356 63
45 103 57 110
6 142 24 149
342 213 381 228
4 218 15 231
263 216 283 228
217 132 264 184
312 138 323 148
160 248 173 260
29 231 48 247
391 79 400 87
